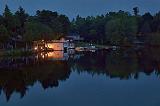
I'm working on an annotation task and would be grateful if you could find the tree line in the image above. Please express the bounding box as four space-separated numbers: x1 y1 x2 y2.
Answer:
0 5 70 49
0 5 160 49
71 7 160 45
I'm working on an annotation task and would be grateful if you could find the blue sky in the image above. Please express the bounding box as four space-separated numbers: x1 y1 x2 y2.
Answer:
0 0 160 19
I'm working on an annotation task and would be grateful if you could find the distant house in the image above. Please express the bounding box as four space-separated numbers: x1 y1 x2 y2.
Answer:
66 33 84 41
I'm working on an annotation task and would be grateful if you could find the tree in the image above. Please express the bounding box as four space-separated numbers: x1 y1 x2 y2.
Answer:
15 6 28 36
36 10 58 26
142 12 153 22
133 7 139 16
15 6 28 27
139 12 153 34
105 11 138 45
3 5 16 35
36 10 69 35
24 20 61 42
74 15 86 35
0 25 9 46
58 15 70 34
0 15 3 25
105 19 124 45
71 15 107 43
152 12 160 32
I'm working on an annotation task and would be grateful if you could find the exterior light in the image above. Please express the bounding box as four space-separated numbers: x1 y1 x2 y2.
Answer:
34 47 38 50
42 55 45 58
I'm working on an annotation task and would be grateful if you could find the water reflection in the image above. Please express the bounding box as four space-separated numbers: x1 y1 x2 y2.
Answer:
73 47 160 79
0 47 160 101
0 56 71 101
37 49 76 60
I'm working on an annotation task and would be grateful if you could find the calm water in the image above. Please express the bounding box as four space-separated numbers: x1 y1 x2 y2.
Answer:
0 47 160 106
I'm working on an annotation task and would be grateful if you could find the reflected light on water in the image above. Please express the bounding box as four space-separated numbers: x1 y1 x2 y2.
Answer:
47 51 64 59
37 50 71 60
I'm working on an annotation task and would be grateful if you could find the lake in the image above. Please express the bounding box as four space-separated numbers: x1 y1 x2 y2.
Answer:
0 47 160 106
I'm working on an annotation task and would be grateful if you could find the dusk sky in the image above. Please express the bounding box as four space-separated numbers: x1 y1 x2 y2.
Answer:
0 0 160 19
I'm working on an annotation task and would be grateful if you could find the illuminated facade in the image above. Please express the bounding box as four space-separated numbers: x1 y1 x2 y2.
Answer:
33 38 74 51
45 42 64 51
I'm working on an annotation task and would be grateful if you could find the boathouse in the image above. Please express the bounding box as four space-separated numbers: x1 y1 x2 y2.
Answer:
33 38 75 52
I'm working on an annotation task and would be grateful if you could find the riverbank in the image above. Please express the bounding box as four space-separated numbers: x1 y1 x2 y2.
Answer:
75 42 130 51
